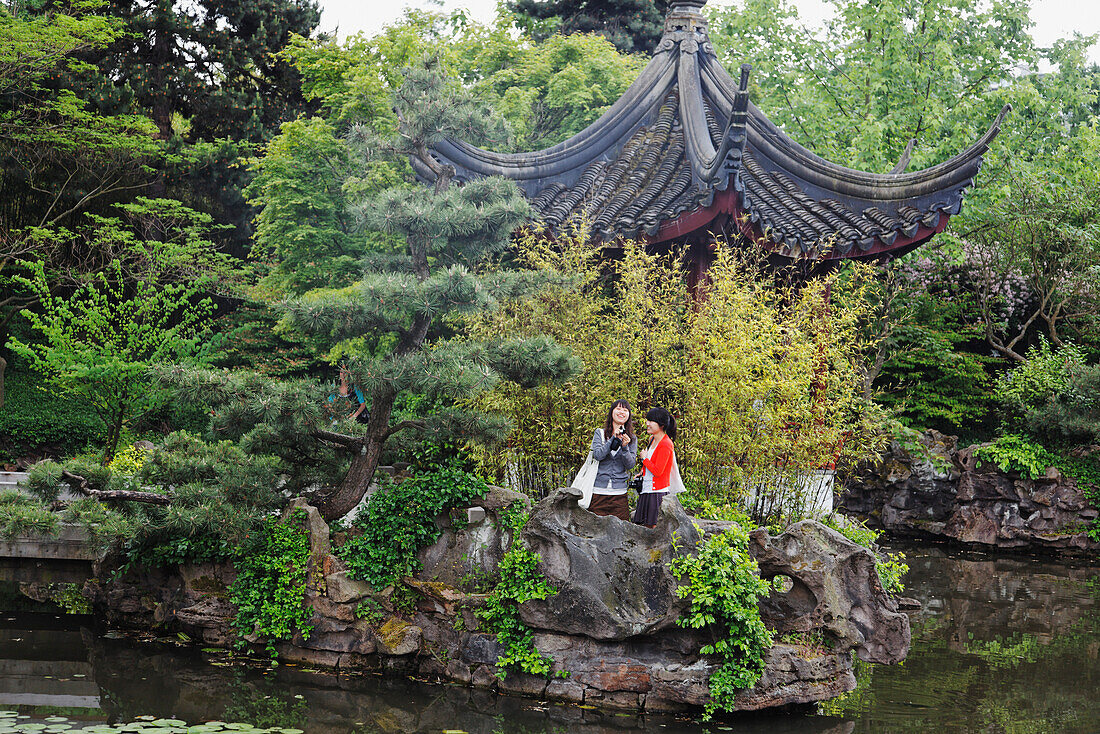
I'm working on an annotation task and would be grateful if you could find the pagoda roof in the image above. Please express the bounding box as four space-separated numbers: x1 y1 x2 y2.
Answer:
418 0 1009 261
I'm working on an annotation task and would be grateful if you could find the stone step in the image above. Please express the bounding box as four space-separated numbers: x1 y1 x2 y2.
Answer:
0 524 97 561
0 471 29 487
0 691 102 708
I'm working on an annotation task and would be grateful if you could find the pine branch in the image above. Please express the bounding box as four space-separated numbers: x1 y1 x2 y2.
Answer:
310 429 366 448
60 470 170 505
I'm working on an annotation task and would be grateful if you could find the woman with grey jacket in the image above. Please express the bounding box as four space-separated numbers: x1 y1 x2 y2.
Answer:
587 399 638 521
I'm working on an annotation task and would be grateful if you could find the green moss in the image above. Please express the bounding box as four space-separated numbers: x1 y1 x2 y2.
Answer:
378 617 411 649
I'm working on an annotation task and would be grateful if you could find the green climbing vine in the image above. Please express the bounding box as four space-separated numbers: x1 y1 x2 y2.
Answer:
334 467 489 589
477 505 561 678
228 510 313 656
670 524 775 719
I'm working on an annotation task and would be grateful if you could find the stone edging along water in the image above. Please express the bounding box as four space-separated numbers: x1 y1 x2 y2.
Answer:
74 488 910 717
839 430 1100 554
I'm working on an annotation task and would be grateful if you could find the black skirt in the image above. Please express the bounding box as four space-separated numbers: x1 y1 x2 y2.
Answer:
633 492 667 527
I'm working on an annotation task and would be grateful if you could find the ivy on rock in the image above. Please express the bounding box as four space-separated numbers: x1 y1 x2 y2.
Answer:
670 524 775 719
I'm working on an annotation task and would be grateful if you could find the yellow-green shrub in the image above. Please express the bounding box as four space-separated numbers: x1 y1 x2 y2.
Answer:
463 229 886 519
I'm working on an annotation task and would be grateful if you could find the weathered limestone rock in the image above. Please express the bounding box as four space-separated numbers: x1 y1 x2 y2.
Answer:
86 496 910 717
518 486 701 640
747 521 910 664
284 498 332 592
417 486 530 590
324 571 372 604
734 645 855 710
840 430 1100 553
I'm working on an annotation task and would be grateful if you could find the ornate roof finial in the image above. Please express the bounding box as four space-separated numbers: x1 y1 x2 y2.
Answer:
657 0 713 56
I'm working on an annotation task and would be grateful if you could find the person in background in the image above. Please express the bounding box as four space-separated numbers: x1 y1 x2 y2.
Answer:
633 406 677 528
329 365 369 424
587 399 638 521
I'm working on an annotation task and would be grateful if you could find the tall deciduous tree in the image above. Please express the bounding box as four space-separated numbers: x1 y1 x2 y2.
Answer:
8 253 216 463
707 0 1037 171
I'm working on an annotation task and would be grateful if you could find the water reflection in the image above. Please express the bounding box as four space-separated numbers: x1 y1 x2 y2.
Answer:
2 546 1099 733
823 544 1100 733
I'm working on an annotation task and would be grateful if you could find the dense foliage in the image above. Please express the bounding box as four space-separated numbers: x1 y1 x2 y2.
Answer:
228 510 314 656
670 524 774 718
509 0 669 54
476 505 559 678
334 467 490 589
465 233 886 522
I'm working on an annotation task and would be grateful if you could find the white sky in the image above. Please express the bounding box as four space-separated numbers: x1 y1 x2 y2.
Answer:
317 0 1100 63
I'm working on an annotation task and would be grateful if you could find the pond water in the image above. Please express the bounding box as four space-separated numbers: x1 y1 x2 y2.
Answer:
1 544 1098 734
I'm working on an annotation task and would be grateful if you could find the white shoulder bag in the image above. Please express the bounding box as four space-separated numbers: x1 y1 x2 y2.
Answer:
571 429 602 509
668 451 686 495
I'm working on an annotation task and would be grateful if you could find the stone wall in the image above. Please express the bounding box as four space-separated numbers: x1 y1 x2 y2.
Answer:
839 430 1100 553
84 487 911 716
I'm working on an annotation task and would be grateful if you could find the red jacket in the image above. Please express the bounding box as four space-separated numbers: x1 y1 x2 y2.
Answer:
641 435 674 492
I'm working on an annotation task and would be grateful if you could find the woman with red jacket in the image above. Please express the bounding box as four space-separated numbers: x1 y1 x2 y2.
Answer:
633 406 677 527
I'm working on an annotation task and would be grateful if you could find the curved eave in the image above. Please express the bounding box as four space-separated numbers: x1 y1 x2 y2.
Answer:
700 53 1010 201
416 52 678 192
642 186 952 262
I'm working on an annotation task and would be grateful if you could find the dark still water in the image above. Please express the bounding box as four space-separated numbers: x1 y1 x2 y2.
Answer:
1 546 1098 734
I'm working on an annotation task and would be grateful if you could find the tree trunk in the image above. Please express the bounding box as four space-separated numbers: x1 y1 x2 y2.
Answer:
0 354 6 411
314 384 397 522
315 439 385 522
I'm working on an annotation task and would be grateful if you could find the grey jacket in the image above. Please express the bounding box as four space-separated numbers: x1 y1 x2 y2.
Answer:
590 428 638 491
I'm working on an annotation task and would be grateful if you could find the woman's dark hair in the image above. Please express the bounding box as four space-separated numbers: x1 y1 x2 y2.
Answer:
645 406 677 441
603 399 637 445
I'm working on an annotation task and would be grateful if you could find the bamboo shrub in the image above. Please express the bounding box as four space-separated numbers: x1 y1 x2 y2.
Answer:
464 229 886 519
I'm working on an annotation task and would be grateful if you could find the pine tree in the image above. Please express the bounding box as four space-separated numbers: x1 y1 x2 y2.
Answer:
162 57 579 521
87 0 321 142
509 0 670 55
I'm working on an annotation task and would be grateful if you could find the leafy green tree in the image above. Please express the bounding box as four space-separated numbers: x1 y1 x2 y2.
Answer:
465 31 646 150
245 116 403 297
1 197 237 412
164 58 578 521
949 126 1100 362
0 0 161 233
6 200 234 461
82 0 321 141
509 0 669 55
849 258 997 439
707 0 1037 171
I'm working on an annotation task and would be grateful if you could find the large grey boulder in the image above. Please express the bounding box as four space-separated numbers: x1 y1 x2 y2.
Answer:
417 486 530 590
517 486 701 640
747 521 911 664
